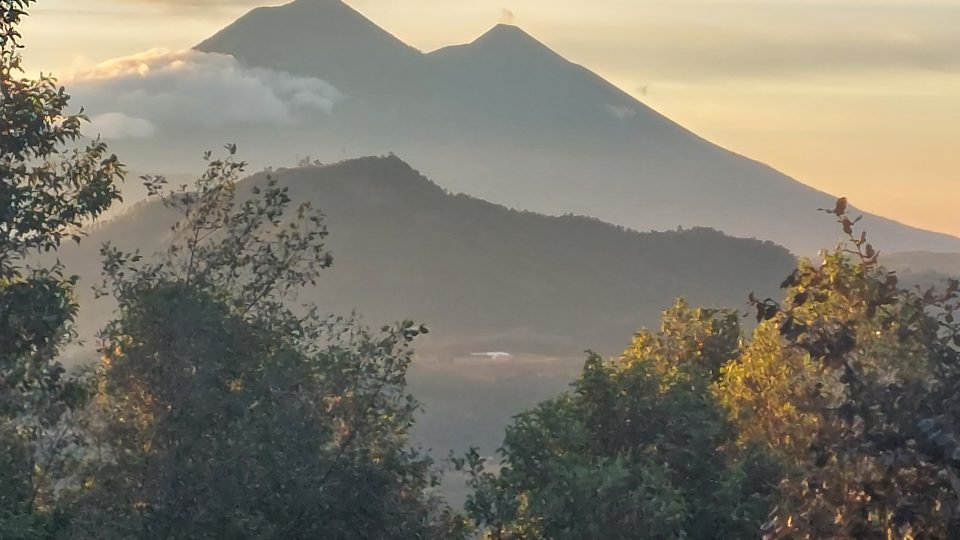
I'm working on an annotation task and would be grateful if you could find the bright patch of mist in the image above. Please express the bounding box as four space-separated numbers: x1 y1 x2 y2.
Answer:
88 112 156 139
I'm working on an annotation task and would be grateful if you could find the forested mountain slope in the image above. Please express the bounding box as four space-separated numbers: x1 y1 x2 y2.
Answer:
63 155 795 357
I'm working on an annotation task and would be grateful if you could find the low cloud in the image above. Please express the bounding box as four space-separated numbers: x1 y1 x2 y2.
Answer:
70 49 343 139
89 113 157 139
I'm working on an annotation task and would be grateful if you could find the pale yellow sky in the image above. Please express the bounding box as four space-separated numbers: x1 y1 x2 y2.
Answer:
21 0 960 238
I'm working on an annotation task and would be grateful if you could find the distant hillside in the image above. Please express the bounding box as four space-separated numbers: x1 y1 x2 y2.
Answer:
885 252 960 277
90 0 960 255
62 155 795 358
883 251 960 289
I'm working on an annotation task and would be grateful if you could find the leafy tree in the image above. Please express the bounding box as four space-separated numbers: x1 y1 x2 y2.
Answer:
464 199 960 539
1 1 122 536
458 300 777 539
721 199 960 538
67 149 465 539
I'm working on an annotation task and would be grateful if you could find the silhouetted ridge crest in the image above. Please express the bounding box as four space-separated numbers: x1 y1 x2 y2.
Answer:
287 0 348 7
460 23 566 64
474 24 546 46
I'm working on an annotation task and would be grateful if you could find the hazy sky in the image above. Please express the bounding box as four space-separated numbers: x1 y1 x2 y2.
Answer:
21 0 960 238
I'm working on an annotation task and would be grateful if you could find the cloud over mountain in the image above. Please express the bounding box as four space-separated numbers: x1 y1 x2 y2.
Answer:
88 112 157 139
70 49 342 139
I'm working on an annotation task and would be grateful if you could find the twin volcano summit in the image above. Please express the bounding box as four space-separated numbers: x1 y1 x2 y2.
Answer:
137 0 959 254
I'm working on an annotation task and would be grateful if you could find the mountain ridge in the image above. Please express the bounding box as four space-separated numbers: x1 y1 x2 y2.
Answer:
62 155 796 358
195 0 422 100
469 24 563 58
163 0 960 254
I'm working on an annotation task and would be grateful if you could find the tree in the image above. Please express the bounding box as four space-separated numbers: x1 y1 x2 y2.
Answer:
1 1 122 536
67 148 465 539
720 201 960 538
464 199 960 539
458 300 777 539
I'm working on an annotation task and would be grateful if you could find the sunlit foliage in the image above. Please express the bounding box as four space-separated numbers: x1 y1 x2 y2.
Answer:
457 301 777 539
723 200 960 538
465 199 960 538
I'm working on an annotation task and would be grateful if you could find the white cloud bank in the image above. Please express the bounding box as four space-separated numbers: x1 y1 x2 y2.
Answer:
70 49 343 139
